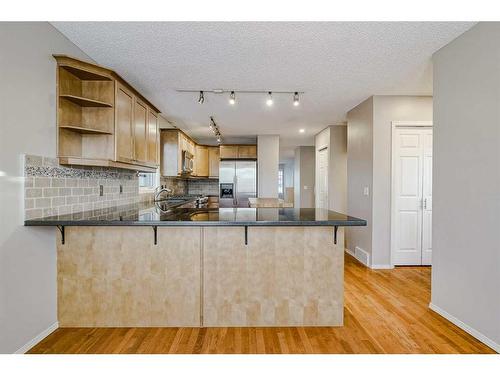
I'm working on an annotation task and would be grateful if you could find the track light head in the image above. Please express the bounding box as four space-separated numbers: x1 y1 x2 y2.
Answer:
266 92 273 106
293 92 300 106
229 91 236 105
198 91 205 104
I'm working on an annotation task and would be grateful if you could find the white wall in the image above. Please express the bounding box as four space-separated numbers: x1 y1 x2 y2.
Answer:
0 22 92 353
346 97 373 258
294 146 315 208
431 22 500 352
315 125 347 212
257 135 279 198
346 96 432 267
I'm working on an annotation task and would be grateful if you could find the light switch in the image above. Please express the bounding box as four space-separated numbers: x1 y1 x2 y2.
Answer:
363 187 369 196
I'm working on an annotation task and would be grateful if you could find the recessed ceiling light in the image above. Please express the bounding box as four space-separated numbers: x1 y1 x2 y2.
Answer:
266 92 273 106
229 91 236 105
299 129 305 133
293 92 300 106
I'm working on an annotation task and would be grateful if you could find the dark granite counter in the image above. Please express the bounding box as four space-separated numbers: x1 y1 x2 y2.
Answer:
24 201 366 227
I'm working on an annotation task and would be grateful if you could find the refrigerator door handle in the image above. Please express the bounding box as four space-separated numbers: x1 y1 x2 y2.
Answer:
233 175 238 205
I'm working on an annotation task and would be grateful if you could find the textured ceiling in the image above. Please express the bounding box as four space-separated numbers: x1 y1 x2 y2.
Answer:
52 22 474 159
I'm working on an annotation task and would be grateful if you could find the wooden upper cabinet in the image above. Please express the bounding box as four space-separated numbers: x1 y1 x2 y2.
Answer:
147 110 158 165
220 145 257 159
134 99 148 164
160 130 181 177
115 83 135 163
238 145 257 158
195 145 209 177
55 55 160 172
219 145 238 159
208 147 220 178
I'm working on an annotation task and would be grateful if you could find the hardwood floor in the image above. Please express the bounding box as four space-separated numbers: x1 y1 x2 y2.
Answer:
28 254 494 354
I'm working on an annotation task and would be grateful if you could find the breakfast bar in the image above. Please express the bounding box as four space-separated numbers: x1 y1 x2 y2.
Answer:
25 204 366 328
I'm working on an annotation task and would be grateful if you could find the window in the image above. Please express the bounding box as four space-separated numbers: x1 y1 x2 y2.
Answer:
139 171 158 192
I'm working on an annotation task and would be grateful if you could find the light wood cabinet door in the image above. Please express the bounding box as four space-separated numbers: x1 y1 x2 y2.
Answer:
134 99 148 164
238 145 257 158
115 83 135 163
147 109 158 165
220 145 238 159
189 139 196 156
195 145 209 177
208 146 220 177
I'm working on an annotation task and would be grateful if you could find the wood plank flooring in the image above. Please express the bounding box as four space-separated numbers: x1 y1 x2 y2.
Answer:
28 254 495 354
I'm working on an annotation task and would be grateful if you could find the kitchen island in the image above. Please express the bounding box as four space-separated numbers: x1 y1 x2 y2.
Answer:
25 203 366 328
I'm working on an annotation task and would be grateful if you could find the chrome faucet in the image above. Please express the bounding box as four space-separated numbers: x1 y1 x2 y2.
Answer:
154 185 173 202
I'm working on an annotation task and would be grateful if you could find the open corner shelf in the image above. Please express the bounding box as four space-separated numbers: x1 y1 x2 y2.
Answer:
60 94 113 108
59 125 113 135
60 65 112 81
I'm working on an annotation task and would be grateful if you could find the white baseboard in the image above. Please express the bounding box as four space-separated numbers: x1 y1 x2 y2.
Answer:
371 264 394 269
429 303 499 353
14 321 59 354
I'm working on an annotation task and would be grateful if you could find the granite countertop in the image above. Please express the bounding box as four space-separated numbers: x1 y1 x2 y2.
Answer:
24 201 367 227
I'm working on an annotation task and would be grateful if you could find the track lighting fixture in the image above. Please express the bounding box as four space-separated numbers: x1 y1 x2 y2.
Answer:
198 91 205 104
179 89 304 107
229 91 236 105
266 92 274 106
209 116 222 143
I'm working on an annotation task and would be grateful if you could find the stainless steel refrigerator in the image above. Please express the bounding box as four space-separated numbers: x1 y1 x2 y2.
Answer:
219 160 257 207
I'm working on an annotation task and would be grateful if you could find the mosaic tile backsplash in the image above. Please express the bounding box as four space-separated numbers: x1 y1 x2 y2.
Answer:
187 179 219 196
24 155 151 220
159 176 188 196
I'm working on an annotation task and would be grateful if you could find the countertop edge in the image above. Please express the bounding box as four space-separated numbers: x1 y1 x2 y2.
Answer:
24 220 367 227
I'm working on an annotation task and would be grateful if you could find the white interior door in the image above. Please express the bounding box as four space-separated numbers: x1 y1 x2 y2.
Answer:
317 148 329 209
393 127 433 266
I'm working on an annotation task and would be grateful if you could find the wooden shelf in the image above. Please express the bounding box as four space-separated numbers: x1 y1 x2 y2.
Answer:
60 65 112 81
60 94 113 107
59 125 113 135
59 157 157 173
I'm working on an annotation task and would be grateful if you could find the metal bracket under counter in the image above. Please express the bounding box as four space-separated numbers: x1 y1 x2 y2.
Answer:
57 225 65 245
243 225 338 246
53 224 340 247
55 225 161 246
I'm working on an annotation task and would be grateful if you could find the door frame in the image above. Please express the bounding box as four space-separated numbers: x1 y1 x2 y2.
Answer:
390 121 433 267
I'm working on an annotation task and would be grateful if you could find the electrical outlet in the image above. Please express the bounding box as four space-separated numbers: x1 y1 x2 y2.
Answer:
99 185 104 196
363 187 369 196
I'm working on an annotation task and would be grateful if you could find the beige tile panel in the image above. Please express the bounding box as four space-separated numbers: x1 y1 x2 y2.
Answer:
203 226 344 327
58 226 201 327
